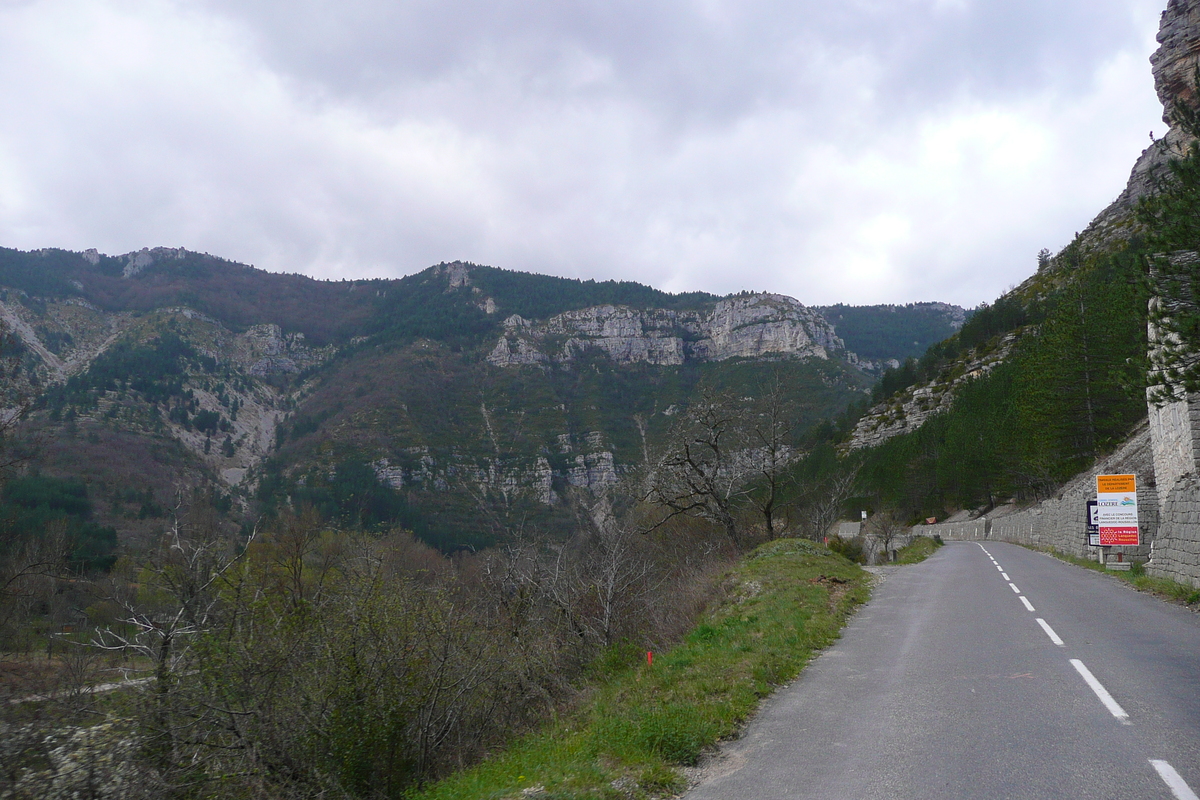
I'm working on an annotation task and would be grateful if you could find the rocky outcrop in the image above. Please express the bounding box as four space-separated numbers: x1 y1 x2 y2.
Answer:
376 452 560 505
120 246 190 278
488 293 845 367
1082 0 1200 248
566 451 619 490
844 333 1017 451
0 291 335 486
372 430 622 505
1153 0 1200 127
430 261 500 315
236 324 327 376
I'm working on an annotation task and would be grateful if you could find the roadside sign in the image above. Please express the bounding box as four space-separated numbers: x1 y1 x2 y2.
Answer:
1085 499 1099 547
1096 474 1139 546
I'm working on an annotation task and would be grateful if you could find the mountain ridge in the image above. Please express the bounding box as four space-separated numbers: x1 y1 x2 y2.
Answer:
0 248 946 551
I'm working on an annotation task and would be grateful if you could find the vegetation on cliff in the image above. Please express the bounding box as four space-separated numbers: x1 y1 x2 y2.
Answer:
826 241 1150 520
816 302 965 363
1139 105 1200 402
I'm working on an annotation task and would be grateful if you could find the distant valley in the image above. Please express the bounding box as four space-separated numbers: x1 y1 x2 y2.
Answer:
0 246 963 553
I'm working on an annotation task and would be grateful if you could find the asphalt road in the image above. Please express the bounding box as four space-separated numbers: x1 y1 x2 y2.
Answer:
684 541 1200 800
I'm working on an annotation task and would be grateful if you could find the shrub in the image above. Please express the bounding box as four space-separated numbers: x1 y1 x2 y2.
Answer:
827 535 866 564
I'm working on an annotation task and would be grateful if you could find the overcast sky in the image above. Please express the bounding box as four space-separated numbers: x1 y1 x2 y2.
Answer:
0 0 1168 307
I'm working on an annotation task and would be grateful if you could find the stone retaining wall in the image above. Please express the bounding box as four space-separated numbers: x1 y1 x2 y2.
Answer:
1147 478 1200 587
917 422 1160 567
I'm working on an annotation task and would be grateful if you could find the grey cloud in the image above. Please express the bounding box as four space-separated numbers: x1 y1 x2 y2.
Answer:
0 0 1170 308
201 1 1155 115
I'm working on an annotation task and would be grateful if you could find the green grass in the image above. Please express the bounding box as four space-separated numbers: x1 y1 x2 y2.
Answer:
1033 547 1200 606
894 536 943 565
410 539 869 800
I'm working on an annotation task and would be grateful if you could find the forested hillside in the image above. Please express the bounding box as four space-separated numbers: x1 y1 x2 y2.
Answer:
0 246 881 798
0 250 885 560
815 302 967 364
848 242 1148 517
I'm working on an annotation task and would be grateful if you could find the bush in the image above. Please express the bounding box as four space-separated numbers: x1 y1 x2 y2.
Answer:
827 535 866 564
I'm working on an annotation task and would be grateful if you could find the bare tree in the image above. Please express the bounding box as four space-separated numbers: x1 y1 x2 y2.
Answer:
800 461 860 542
640 389 748 547
744 373 801 539
577 493 660 647
90 497 256 783
867 510 908 563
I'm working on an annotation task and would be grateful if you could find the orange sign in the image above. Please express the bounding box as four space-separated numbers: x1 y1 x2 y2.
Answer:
1097 474 1136 493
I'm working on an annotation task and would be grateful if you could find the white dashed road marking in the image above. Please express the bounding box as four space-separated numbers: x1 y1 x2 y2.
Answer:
1151 760 1200 800
1036 618 1064 646
1070 659 1129 723
1019 596 1035 612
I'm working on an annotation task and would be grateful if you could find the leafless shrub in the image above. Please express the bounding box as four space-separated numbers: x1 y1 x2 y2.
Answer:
866 510 908 563
798 461 861 541
36 483 737 798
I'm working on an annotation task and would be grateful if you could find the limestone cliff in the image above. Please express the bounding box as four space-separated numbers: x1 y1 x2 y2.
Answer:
0 293 334 486
487 293 845 367
373 430 621 508
1083 0 1200 248
844 334 1017 452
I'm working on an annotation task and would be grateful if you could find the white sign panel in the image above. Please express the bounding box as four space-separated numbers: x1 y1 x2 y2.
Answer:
1096 474 1139 546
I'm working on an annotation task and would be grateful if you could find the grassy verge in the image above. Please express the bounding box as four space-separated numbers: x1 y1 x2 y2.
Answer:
411 539 870 800
1033 547 1200 606
894 536 943 565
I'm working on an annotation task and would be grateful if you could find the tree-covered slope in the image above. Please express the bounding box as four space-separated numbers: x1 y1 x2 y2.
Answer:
0 248 874 553
258 337 869 551
815 302 966 363
849 242 1149 518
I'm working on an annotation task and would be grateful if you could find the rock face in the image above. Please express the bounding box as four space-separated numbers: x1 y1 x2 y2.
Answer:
1140 0 1200 589
236 324 326 376
120 246 190 278
1153 0 1200 127
0 292 335 486
488 293 845 367
1083 0 1200 247
373 430 621 506
844 334 1017 451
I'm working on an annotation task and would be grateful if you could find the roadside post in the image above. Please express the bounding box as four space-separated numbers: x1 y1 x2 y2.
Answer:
1095 474 1139 568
